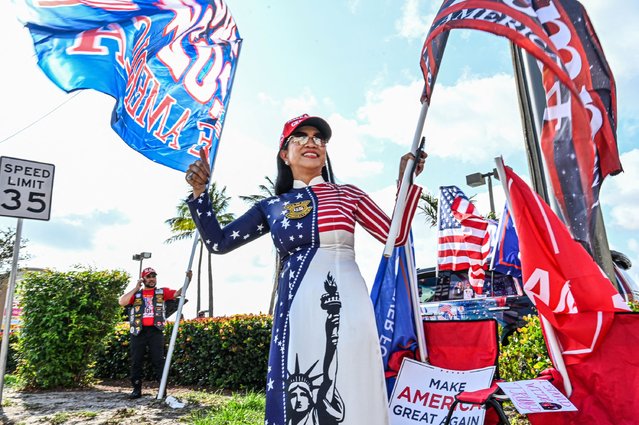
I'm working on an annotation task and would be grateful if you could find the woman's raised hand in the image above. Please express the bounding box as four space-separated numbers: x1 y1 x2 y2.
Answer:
185 148 211 198
398 151 428 182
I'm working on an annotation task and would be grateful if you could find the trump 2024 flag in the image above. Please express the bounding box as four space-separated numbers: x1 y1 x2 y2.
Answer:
500 163 628 365
13 0 242 172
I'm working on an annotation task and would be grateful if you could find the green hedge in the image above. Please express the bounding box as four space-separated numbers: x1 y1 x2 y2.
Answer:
0 331 19 373
94 314 273 391
15 269 129 389
499 315 552 382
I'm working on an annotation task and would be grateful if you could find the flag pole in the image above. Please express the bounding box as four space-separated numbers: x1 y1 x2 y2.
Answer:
493 157 572 397
488 206 506 272
157 39 243 400
157 235 197 399
509 43 549 203
0 218 23 404
403 237 427 361
383 100 429 258
435 189 442 280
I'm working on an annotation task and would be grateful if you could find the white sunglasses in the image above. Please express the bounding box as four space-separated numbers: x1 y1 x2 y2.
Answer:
286 135 328 147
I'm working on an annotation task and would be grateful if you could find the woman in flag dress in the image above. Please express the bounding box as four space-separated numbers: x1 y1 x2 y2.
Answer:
185 114 425 425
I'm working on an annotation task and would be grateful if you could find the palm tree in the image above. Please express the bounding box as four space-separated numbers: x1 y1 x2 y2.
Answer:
419 192 489 228
418 192 439 228
240 176 279 314
165 182 234 317
238 176 276 204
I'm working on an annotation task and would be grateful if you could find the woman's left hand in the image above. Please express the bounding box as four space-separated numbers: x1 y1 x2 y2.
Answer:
398 151 428 181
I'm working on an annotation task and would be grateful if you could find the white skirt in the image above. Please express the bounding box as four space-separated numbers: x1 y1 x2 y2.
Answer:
286 232 389 425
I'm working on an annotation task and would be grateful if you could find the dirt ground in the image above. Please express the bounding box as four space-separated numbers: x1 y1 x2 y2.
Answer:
0 381 206 425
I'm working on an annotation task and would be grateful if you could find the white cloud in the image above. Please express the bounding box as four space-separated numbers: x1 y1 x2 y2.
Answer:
395 0 435 41
325 114 385 181
580 1 639 80
357 80 426 145
356 74 523 163
601 149 639 230
424 73 523 161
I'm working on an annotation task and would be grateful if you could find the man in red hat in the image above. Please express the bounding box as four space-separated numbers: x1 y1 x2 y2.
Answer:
118 267 186 399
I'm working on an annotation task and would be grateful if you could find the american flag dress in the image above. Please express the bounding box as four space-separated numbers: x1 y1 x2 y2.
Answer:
188 176 421 425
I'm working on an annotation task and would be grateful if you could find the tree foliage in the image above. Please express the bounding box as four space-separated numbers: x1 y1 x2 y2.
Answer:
94 314 272 390
0 226 29 273
239 176 276 206
418 192 439 228
165 182 235 243
165 183 235 316
15 268 129 389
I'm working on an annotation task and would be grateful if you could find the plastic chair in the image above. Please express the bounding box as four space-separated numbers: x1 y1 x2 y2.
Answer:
422 319 510 425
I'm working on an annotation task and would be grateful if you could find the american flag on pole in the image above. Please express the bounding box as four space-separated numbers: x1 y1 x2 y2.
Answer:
437 186 490 293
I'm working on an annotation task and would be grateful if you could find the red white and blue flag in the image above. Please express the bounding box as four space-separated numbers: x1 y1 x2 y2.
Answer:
437 186 490 292
420 0 621 253
489 202 522 278
501 164 628 365
13 0 242 172
370 234 419 397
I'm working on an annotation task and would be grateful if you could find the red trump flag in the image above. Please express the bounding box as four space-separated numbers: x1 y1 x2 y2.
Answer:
501 164 628 365
420 0 622 252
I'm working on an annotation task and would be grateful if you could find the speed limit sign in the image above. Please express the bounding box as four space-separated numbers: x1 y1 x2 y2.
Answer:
0 156 55 221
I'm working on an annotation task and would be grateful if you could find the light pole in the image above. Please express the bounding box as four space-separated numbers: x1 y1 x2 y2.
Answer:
132 252 152 278
466 169 499 215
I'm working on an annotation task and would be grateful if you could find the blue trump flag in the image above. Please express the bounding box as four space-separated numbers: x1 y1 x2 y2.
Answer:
13 0 242 171
490 203 522 278
370 234 419 396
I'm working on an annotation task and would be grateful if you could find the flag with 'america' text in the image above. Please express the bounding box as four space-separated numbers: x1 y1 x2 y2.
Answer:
13 0 241 172
420 0 621 253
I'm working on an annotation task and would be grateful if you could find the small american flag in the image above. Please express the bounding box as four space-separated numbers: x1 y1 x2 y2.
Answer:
437 186 490 292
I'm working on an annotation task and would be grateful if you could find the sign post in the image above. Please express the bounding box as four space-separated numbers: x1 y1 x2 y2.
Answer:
0 156 55 403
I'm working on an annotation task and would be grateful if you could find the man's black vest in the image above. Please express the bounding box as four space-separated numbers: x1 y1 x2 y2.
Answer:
129 288 166 336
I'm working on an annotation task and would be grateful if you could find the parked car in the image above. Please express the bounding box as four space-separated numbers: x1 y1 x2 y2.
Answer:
418 250 638 344
611 250 639 302
417 267 535 344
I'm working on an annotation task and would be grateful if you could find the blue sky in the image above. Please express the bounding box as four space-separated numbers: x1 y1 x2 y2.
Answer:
1 1 637 318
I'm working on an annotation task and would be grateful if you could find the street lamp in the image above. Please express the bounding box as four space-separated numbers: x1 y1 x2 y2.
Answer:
466 169 499 215
132 251 152 278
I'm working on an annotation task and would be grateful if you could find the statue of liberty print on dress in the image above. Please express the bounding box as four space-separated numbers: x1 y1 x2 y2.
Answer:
287 272 344 425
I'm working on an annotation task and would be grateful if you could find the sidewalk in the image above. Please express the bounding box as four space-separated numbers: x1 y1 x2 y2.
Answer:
0 381 196 424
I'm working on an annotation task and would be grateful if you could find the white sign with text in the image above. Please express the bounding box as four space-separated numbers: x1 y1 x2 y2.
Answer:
0 156 55 221
498 379 577 414
389 358 495 425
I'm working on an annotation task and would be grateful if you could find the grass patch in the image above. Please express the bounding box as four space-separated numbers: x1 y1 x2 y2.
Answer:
42 410 99 424
188 391 265 425
180 389 230 407
3 374 26 390
48 412 72 425
76 410 99 419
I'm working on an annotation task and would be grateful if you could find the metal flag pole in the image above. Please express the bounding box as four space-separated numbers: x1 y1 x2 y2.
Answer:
158 38 244 400
494 157 572 397
0 218 23 404
435 189 442 280
510 43 549 204
157 233 197 400
403 237 427 362
383 100 429 258
510 43 618 290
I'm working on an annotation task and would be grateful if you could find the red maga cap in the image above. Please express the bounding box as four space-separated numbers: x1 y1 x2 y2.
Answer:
141 267 157 278
279 114 332 149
